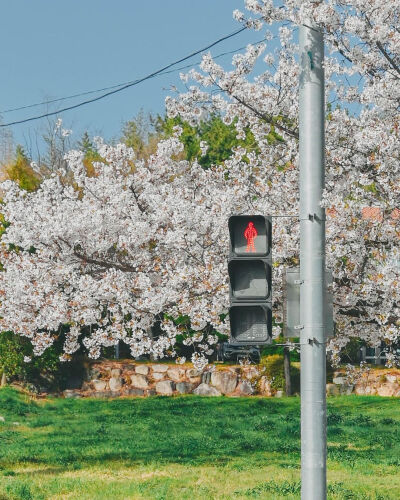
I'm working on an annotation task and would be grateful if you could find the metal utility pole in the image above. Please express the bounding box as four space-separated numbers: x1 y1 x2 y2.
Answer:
299 19 327 500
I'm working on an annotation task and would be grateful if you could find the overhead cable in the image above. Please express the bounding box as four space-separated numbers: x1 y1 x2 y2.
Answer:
0 25 252 128
0 39 265 115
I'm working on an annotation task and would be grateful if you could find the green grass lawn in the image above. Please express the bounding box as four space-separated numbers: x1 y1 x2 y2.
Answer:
0 388 399 499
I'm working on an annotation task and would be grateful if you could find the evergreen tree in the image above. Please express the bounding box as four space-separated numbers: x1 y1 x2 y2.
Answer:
77 131 94 156
157 114 259 169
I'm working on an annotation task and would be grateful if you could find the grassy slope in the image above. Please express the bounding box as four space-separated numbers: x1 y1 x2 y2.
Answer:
0 388 399 499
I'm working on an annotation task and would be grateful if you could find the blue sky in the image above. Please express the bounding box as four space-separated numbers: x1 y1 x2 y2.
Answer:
0 0 265 154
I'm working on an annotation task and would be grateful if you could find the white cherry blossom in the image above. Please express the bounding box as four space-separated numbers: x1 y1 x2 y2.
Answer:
1 1 400 367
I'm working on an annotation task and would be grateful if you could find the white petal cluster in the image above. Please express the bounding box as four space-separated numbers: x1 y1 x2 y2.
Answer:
1 1 400 366
0 129 289 361
165 1 400 365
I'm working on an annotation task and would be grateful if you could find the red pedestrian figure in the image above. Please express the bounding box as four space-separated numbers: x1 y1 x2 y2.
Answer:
244 221 258 252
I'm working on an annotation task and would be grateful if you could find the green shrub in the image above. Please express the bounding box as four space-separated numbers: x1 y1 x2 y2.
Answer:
259 354 300 393
0 331 26 379
0 331 82 392
261 336 300 361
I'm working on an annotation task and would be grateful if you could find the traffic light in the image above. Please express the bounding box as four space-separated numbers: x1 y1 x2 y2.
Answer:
228 215 272 345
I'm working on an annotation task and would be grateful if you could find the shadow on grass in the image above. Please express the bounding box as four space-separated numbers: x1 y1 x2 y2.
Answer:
3 467 64 477
1 388 400 472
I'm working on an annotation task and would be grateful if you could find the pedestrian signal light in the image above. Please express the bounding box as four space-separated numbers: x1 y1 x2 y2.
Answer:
228 215 272 345
228 259 271 300
228 215 271 257
244 221 257 252
229 303 272 344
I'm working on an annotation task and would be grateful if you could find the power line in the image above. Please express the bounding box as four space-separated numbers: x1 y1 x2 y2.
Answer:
159 39 266 73
0 83 134 114
0 25 252 128
0 39 266 115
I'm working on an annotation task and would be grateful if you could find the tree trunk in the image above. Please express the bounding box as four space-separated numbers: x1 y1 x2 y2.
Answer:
283 346 291 396
1 372 7 387
148 326 156 361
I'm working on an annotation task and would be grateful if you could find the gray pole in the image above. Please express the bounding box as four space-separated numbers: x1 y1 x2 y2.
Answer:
299 19 326 500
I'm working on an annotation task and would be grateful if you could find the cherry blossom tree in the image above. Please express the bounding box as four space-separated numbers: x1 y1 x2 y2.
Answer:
1 132 286 369
166 0 400 365
1 0 400 367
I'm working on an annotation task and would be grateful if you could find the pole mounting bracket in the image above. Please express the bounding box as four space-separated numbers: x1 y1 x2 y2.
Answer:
308 337 322 345
308 213 326 222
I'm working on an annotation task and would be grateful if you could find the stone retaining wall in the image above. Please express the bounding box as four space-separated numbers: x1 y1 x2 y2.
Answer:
62 360 400 399
63 361 266 399
327 369 400 397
